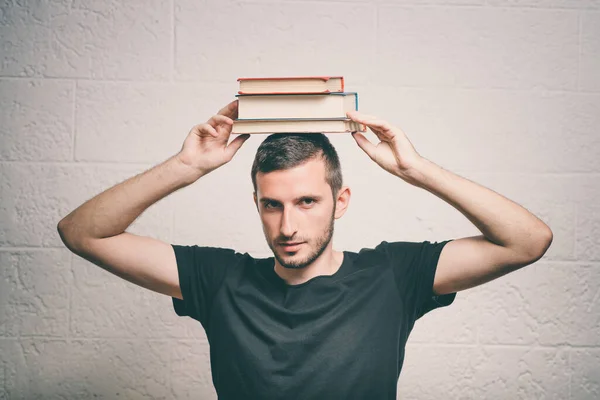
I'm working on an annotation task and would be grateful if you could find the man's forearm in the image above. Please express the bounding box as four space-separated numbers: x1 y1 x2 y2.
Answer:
407 157 552 258
58 154 203 248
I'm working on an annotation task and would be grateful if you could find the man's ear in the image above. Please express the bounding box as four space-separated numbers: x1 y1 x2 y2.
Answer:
253 192 258 211
334 186 351 219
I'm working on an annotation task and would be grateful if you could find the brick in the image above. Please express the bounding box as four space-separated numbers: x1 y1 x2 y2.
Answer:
477 264 546 345
571 349 600 399
488 0 600 8
576 202 600 261
0 0 170 79
171 340 216 400
63 339 171 399
409 287 480 344
376 7 578 90
581 13 600 95
575 176 600 261
479 262 600 346
175 0 376 84
0 163 173 247
70 255 204 340
0 249 71 337
65 339 171 399
0 79 73 161
399 345 569 399
0 339 9 397
2 338 72 399
3 338 171 398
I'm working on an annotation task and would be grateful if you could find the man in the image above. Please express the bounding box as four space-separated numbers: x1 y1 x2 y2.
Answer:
57 99 553 399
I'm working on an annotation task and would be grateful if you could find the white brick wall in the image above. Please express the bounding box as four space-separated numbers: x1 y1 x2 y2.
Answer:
1 0 598 398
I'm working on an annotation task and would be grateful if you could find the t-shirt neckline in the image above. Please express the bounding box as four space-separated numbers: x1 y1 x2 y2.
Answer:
263 251 350 289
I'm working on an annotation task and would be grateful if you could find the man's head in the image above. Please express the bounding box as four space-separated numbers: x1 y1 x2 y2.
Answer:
251 133 350 270
251 133 343 197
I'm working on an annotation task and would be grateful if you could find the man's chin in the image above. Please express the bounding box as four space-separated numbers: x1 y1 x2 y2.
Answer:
276 252 309 269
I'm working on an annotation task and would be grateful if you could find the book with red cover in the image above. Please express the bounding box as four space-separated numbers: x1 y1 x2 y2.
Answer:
237 76 344 94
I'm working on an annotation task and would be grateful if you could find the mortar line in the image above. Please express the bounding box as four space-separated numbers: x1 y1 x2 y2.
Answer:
10 335 595 349
408 343 598 350
3 160 600 177
236 0 597 10
0 247 67 251
0 160 154 167
1 75 598 94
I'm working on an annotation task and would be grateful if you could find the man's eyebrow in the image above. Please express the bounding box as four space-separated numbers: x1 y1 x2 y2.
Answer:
259 197 278 204
259 195 323 203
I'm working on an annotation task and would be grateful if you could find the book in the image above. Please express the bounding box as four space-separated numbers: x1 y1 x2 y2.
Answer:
237 76 344 94
232 118 366 134
236 92 358 120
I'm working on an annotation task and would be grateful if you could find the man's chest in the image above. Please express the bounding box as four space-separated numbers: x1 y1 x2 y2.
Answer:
206 268 405 398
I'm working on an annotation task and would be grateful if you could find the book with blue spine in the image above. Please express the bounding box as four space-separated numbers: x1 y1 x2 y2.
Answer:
236 92 359 120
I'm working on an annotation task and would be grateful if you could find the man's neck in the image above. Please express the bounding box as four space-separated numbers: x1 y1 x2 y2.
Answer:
274 247 344 286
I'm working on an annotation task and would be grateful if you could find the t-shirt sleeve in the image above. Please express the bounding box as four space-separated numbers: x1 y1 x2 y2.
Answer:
171 245 244 327
376 239 456 321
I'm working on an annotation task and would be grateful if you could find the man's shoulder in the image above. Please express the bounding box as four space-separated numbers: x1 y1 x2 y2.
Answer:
347 240 449 265
171 244 267 266
348 240 422 256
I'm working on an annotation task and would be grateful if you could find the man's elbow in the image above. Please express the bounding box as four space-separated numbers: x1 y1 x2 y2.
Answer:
525 225 553 262
57 218 81 254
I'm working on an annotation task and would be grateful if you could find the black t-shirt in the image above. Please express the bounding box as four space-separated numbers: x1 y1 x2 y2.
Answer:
171 240 456 399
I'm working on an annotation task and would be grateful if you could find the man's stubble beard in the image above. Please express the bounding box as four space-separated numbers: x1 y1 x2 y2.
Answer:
266 206 336 270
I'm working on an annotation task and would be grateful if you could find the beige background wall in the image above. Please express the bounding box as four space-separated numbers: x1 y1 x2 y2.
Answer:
1 0 599 398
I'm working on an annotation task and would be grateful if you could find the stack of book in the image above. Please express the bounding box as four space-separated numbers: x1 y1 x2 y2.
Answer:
231 76 366 134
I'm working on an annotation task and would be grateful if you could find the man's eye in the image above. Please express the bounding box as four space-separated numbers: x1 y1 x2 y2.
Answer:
301 198 315 206
264 202 278 209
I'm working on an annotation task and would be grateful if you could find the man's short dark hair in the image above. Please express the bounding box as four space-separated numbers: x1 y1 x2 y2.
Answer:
251 133 343 197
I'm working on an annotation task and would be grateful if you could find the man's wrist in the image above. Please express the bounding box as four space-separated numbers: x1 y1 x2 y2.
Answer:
397 156 433 188
170 154 206 186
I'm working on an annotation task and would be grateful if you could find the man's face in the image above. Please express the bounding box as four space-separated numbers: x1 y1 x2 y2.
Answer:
254 158 339 269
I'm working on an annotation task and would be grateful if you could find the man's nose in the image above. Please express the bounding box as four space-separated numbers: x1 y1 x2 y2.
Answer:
280 207 297 238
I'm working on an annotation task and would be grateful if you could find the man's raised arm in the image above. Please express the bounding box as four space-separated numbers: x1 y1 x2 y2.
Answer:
346 110 552 295
57 100 249 299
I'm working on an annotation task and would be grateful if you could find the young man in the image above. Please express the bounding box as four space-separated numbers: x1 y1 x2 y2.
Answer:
57 100 553 399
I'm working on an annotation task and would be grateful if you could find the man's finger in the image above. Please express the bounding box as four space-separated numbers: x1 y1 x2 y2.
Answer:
217 100 239 118
225 134 251 159
351 132 377 160
208 114 234 128
193 123 218 138
347 111 394 136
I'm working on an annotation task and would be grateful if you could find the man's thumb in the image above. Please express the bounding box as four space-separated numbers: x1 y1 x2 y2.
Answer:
226 134 250 158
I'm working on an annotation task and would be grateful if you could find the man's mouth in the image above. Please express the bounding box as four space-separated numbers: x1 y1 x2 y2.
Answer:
279 242 305 252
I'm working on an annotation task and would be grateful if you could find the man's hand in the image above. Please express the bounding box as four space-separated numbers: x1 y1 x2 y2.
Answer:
176 100 250 177
346 110 424 184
